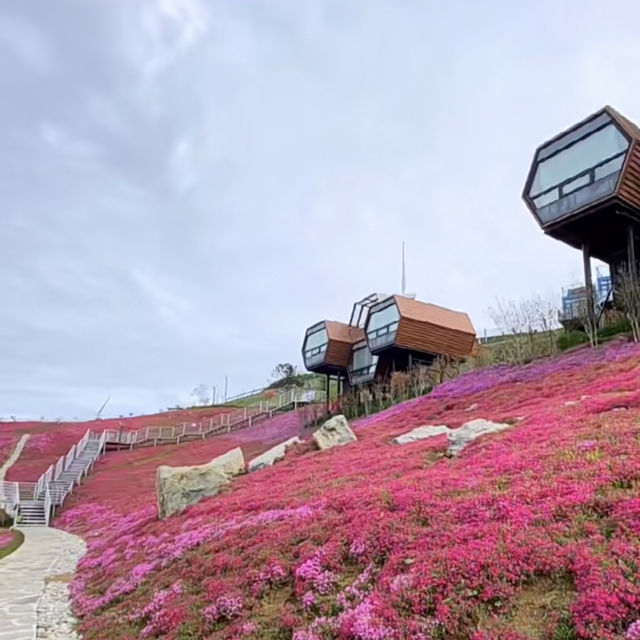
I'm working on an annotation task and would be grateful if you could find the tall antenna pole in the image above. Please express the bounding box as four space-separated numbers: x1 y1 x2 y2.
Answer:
401 241 406 296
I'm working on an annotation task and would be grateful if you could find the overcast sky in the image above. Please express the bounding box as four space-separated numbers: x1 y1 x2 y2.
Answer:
2 0 639 420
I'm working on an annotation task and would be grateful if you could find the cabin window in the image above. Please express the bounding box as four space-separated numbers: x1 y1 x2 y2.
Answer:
528 118 629 223
367 304 400 337
304 327 328 360
349 343 378 379
531 124 628 197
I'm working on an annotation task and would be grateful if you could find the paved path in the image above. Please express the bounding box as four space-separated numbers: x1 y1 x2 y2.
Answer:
0 434 30 481
0 528 85 640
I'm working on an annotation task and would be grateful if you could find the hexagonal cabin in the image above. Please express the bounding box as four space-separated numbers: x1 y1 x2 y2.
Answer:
301 320 363 377
364 295 476 376
522 106 640 280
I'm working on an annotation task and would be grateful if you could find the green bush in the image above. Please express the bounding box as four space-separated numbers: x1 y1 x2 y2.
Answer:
599 318 631 339
557 331 589 352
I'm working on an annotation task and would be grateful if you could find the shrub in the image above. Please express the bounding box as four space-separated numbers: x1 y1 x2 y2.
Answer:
557 331 589 352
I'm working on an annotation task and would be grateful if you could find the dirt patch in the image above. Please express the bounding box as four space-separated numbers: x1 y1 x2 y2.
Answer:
45 572 75 584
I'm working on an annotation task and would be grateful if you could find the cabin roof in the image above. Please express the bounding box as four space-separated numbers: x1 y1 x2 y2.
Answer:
605 105 640 141
392 295 476 336
324 321 364 343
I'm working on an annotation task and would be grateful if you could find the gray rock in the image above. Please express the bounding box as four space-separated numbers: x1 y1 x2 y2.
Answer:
394 425 451 445
156 447 244 518
446 418 511 457
248 437 302 472
312 415 357 450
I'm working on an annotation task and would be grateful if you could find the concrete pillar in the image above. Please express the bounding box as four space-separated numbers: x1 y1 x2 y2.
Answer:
583 242 595 329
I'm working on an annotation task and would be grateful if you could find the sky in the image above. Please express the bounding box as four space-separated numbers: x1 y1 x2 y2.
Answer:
2 0 640 420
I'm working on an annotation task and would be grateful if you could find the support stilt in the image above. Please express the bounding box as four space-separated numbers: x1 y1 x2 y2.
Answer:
583 242 596 333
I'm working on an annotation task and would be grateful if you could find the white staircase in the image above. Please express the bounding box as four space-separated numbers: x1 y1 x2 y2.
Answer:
2 431 106 528
46 436 102 507
1 388 326 527
19 500 47 527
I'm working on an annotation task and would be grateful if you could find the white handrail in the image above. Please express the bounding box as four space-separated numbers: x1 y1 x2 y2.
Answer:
78 428 90 454
44 483 52 526
100 386 327 448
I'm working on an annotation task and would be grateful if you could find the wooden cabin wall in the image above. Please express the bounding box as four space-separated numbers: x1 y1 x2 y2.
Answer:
395 318 475 359
324 339 352 368
619 141 640 211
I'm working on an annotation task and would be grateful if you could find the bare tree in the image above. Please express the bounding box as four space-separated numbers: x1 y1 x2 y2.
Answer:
409 364 430 398
616 264 640 342
532 294 560 355
191 384 210 406
487 298 535 364
390 371 410 403
571 296 599 348
488 296 561 363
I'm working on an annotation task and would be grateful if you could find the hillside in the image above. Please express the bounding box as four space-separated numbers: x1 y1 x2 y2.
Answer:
0 406 233 481
8 340 640 639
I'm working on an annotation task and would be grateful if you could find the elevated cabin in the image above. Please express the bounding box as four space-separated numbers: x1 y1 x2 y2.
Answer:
364 295 476 375
523 106 640 309
301 320 363 377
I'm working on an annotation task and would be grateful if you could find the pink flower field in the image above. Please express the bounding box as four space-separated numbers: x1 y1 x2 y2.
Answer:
0 529 13 549
20 340 640 639
0 406 234 481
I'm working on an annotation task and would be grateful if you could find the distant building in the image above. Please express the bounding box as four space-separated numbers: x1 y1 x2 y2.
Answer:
301 293 476 391
559 269 612 328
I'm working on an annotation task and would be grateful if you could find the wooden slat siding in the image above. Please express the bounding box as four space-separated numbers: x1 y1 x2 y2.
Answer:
395 317 476 358
323 339 352 369
619 142 640 210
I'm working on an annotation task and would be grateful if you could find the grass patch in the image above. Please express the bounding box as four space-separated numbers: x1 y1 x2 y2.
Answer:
0 528 24 560
478 574 576 639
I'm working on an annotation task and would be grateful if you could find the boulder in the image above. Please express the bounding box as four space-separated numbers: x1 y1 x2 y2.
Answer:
394 425 451 445
248 437 302 472
312 415 357 450
156 447 245 518
446 419 511 457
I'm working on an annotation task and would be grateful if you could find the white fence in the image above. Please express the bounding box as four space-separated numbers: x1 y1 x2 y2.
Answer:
4 387 324 526
104 388 325 447
7 428 105 525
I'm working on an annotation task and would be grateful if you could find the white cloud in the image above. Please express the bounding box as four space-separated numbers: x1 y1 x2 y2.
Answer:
0 13 53 73
2 0 640 418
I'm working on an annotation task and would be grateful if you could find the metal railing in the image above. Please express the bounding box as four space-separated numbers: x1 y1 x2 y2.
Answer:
224 386 266 404
0 481 20 510
3 389 322 525
7 428 106 526
103 388 325 447
44 483 52 526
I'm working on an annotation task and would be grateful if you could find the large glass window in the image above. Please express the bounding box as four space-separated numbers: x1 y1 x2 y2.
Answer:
349 343 378 380
367 304 399 335
538 112 610 161
304 327 328 360
528 118 630 224
530 124 628 196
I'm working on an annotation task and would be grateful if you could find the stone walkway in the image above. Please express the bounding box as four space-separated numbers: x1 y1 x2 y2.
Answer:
0 528 86 640
0 434 30 481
